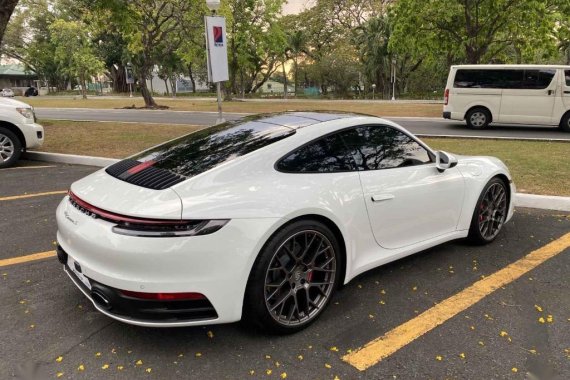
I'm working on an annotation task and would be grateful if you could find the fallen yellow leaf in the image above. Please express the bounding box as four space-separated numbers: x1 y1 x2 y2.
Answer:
266 369 272 375
95 352 101 357
56 372 63 378
145 368 152 373
118 365 124 370
55 356 63 363
459 353 466 359
297 355 303 361
512 367 518 373
330 346 339 352
499 331 508 337
102 364 109 370
325 363 332 369
195 353 202 357
538 317 546 324
207 330 214 338
435 355 443 361
546 315 553 323
280 373 287 379
136 359 143 365
534 305 543 312
78 364 85 371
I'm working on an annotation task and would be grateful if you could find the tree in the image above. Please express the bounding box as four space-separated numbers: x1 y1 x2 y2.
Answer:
49 19 105 98
391 0 561 64
0 0 18 47
223 0 287 96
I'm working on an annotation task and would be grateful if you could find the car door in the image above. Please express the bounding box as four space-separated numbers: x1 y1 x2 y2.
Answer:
499 68 558 125
340 125 465 249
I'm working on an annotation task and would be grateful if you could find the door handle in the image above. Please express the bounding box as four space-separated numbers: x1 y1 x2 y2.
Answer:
547 90 554 95
371 194 395 202
564 91 570 94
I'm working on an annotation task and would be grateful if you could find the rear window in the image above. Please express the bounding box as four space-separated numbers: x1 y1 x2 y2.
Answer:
124 118 295 178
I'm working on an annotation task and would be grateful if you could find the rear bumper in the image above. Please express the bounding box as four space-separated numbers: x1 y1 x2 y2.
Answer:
59 245 218 327
56 196 282 326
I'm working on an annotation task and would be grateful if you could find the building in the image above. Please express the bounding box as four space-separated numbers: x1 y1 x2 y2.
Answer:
0 64 38 95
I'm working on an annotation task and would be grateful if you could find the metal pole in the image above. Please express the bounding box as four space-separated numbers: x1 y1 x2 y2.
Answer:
216 81 224 124
391 61 396 101
129 83 133 98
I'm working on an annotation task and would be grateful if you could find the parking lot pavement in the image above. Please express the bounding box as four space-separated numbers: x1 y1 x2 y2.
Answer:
1 162 569 380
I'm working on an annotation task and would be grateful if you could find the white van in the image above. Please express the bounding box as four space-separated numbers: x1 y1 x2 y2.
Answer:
443 65 570 131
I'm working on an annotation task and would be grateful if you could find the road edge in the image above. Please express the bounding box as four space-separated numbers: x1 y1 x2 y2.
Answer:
22 151 570 212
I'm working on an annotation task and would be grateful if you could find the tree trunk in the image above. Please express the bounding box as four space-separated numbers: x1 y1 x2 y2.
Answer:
293 57 298 95
139 70 157 108
163 78 170 96
188 64 196 93
170 76 177 98
80 75 87 99
282 60 288 99
0 0 18 47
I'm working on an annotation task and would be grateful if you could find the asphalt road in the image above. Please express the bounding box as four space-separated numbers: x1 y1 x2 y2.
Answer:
1 161 569 380
35 107 570 141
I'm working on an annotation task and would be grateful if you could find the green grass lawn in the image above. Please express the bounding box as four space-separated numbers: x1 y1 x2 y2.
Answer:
33 120 569 196
23 97 442 117
424 137 570 196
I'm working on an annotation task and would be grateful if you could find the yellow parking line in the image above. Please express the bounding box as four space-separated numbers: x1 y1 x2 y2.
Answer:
0 251 56 267
0 190 67 202
342 232 570 371
3 165 56 170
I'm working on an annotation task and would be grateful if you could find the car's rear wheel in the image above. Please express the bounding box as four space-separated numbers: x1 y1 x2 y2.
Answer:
0 127 22 168
468 178 508 244
243 219 340 334
466 107 491 129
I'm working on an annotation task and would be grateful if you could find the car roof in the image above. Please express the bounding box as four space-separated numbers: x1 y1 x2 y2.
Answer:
240 111 361 130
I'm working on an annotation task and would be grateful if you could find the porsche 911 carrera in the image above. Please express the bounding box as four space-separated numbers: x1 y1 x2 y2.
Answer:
56 112 515 333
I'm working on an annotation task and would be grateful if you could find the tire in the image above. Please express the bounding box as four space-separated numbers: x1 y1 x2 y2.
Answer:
468 178 508 245
560 112 570 132
466 107 491 129
0 127 22 168
243 219 341 334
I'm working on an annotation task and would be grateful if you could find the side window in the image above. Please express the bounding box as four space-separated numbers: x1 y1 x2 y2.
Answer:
277 133 356 172
521 69 556 89
564 70 570 86
339 126 432 170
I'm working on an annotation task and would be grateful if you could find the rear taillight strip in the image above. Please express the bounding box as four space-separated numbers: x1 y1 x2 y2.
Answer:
69 191 188 225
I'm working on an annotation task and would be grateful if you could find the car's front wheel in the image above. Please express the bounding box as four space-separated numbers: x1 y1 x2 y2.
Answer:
243 219 341 334
0 127 22 168
468 178 508 244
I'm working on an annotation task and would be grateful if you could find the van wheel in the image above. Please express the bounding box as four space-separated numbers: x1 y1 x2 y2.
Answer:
0 127 22 168
466 108 491 129
560 113 570 132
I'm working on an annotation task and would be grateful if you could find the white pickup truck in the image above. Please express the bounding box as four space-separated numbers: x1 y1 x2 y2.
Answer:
0 97 44 168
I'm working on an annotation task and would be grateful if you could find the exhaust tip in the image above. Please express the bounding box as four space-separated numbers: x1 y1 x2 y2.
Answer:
91 290 112 310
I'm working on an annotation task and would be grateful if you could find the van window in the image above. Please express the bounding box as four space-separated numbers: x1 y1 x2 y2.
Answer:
565 70 570 86
454 68 555 89
521 69 556 89
454 69 521 88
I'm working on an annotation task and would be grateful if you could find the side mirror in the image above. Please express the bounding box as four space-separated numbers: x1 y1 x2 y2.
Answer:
435 151 458 172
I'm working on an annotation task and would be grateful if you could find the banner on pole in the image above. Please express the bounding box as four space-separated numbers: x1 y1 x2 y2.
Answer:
205 16 229 83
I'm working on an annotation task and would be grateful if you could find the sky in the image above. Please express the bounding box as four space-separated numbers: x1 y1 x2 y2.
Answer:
282 0 316 15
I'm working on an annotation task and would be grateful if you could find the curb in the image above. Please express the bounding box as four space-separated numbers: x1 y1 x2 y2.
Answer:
514 193 570 212
23 151 570 212
23 151 119 167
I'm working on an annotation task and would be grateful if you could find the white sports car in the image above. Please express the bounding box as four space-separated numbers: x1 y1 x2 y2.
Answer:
56 112 515 333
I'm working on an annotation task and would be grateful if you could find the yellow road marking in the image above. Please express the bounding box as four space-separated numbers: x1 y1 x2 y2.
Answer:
3 165 56 170
342 232 570 371
0 190 67 202
0 251 56 267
